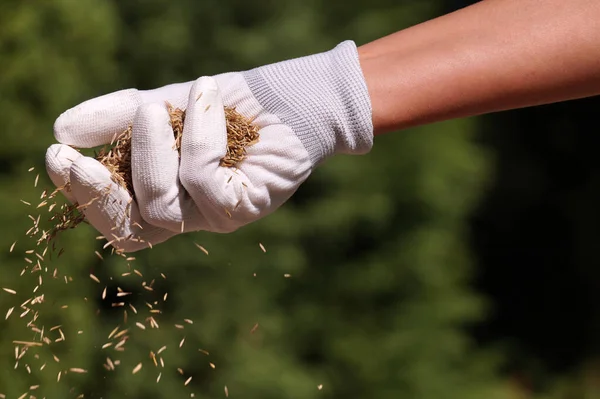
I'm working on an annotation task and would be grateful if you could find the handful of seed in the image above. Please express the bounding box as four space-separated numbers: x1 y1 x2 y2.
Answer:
43 103 259 242
98 102 259 198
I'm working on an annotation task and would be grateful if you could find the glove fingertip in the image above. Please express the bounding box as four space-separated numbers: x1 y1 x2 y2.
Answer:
54 89 143 148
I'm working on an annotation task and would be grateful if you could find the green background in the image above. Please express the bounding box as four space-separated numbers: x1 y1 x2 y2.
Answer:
1 0 599 398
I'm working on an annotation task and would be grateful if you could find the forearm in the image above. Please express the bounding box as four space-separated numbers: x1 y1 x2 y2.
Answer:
358 0 600 135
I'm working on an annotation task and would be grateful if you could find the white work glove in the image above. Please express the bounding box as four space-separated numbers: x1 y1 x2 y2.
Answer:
45 41 373 252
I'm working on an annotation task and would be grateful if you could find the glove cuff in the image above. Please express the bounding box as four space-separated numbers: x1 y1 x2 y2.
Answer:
241 41 374 165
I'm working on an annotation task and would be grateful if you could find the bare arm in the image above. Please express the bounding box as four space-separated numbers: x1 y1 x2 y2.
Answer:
358 0 600 135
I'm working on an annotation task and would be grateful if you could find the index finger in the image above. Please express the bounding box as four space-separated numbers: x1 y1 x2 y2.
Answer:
54 89 143 148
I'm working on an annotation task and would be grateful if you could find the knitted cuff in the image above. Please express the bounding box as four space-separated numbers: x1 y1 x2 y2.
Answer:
241 41 374 165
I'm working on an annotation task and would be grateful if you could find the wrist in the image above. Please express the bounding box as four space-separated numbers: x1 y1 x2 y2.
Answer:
241 41 374 165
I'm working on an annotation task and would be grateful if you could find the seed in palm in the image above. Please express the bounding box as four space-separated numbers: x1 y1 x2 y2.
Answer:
45 102 259 241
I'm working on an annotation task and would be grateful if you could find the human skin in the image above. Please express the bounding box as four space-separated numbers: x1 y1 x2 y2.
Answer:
357 0 600 136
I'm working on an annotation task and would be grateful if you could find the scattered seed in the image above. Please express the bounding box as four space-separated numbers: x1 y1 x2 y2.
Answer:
132 363 142 374
90 274 100 283
5 307 14 320
185 376 192 386
259 243 266 253
136 322 146 330
69 368 88 373
2 288 16 295
108 326 120 340
194 243 209 255
179 337 186 348
10 241 16 252
95 251 104 260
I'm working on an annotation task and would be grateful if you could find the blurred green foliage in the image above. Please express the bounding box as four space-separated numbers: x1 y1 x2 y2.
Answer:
0 0 598 398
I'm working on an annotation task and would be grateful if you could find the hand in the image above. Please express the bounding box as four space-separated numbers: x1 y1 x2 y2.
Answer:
45 41 373 252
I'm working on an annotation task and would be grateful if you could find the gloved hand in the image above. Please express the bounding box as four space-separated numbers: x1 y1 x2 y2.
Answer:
45 41 373 252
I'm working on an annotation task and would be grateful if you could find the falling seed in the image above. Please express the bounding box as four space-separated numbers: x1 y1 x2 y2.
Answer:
318 384 323 390
28 166 34 172
108 326 120 340
194 243 209 255
225 386 229 397
284 274 291 278
250 323 259 334
90 274 100 283
2 288 16 295
20 200 31 206
5 307 14 320
209 362 216 369
132 363 142 374
163 293 168 301
13 341 42 347
129 304 138 314
10 241 16 252
259 243 266 252
69 368 88 373
199 349 210 356
117 292 131 297
161 273 166 279
114 329 129 339
185 376 192 386
95 251 104 260
57 371 62 382
179 337 186 348
175 324 184 329
136 322 146 330
160 357 165 368
102 342 113 349
17 393 27 399
34 174 39 187
184 319 193 324
157 346 167 355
